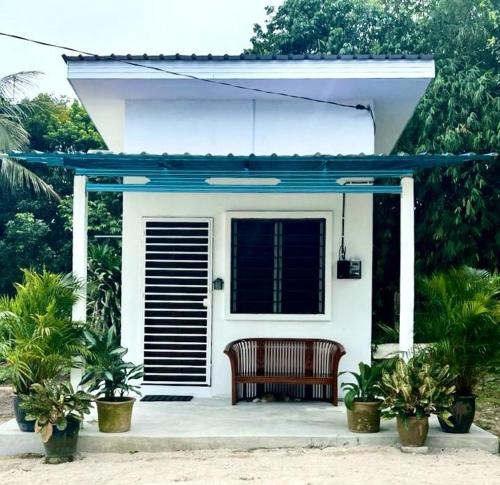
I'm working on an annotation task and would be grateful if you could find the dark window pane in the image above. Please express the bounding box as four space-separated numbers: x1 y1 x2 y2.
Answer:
231 220 275 313
280 220 325 314
231 218 326 315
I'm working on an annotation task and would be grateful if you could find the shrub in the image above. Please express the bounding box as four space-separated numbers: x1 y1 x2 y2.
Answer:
340 362 382 409
0 269 88 393
379 353 455 424
21 379 93 442
81 325 143 401
87 243 121 332
418 266 500 395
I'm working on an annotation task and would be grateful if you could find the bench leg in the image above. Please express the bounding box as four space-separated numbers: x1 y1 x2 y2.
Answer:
332 382 338 406
231 379 237 405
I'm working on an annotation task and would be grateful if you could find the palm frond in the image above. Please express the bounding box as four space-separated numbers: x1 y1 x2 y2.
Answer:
0 71 41 151
0 72 59 200
0 115 29 150
1 158 60 200
417 266 500 394
0 72 41 101
0 269 89 393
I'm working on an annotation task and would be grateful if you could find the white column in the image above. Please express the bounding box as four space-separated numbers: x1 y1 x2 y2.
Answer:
71 175 88 387
399 176 415 357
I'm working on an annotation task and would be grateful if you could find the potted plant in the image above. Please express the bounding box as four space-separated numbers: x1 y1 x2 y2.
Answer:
0 270 87 432
419 267 500 433
81 325 143 433
340 362 382 433
379 354 455 447
20 379 93 463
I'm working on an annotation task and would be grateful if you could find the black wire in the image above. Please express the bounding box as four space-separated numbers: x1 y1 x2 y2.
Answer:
0 31 376 122
367 106 376 133
339 193 347 260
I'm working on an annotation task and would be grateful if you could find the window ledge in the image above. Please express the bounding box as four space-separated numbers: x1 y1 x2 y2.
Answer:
225 313 331 322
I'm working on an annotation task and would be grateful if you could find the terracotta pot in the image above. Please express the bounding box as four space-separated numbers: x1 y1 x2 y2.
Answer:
346 401 381 433
438 395 475 434
96 397 135 433
396 416 429 447
13 395 34 432
43 417 80 464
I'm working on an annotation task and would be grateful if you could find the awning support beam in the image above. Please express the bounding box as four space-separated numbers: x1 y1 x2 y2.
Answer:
399 176 415 357
70 175 88 388
85 182 402 194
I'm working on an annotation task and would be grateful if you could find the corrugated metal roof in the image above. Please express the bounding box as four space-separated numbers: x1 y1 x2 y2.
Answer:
9 151 494 194
63 53 434 63
10 151 495 170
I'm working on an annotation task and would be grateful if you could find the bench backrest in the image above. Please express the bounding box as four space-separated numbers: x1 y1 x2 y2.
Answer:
225 338 345 377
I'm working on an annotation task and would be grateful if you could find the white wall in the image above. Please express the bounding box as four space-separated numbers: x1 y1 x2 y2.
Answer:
125 99 374 154
120 97 375 397
121 192 373 397
70 84 125 152
125 100 254 154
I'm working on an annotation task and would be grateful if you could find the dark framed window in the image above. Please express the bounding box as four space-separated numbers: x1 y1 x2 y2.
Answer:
230 218 326 314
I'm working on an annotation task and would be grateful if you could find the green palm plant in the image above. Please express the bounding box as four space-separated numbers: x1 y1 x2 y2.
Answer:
0 72 59 200
417 266 500 395
0 269 89 394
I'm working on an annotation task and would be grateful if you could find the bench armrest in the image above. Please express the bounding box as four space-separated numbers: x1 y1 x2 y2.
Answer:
224 341 238 375
330 342 346 377
223 340 237 355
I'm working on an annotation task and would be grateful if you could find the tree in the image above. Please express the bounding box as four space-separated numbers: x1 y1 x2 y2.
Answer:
0 73 59 199
250 0 430 55
250 0 500 329
0 94 117 296
22 94 105 152
397 0 500 274
0 213 56 294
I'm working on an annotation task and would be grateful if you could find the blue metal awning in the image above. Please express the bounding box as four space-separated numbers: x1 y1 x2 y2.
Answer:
7 152 497 194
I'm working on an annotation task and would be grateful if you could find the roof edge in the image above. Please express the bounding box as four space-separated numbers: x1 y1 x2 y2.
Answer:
8 151 496 161
62 53 434 63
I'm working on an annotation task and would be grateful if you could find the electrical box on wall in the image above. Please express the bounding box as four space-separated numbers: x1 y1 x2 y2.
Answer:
337 258 362 279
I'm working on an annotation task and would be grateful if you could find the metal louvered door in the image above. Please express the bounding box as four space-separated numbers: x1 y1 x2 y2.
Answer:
142 218 212 387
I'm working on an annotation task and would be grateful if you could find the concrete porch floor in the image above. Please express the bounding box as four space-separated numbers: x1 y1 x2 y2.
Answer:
0 397 497 455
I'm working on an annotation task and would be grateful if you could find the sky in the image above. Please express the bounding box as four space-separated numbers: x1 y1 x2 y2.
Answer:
0 0 283 98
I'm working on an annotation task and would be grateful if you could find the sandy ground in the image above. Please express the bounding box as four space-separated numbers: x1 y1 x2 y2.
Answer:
0 387 13 424
0 447 499 485
1 385 498 484
475 377 500 438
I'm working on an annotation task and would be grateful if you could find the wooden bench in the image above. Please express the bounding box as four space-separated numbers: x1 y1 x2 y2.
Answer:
224 338 346 405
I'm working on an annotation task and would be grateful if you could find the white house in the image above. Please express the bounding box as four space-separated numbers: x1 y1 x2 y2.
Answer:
13 53 487 400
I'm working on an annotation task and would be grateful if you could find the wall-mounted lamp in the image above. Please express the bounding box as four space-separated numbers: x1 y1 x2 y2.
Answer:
213 278 224 290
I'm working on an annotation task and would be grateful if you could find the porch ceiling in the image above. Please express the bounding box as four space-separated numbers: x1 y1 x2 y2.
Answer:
7 152 497 194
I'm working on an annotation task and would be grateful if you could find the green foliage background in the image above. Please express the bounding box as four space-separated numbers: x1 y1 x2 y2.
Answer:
0 0 498 334
251 0 499 329
0 94 120 296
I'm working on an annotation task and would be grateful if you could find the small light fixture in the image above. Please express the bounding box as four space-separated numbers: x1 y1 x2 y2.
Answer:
336 177 374 186
213 278 224 290
205 177 281 186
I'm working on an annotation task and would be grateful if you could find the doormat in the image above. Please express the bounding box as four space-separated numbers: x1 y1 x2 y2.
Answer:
141 395 193 402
